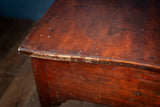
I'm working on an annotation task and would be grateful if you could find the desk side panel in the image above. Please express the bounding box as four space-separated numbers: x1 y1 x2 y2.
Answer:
32 58 51 106
44 60 160 107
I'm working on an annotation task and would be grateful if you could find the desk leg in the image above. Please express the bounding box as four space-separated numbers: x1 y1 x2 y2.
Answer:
32 58 61 107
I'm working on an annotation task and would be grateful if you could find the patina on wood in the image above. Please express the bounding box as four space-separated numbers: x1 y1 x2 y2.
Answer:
32 58 160 107
19 0 160 106
18 0 160 72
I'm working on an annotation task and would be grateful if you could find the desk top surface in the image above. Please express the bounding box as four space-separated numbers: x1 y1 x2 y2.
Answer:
19 0 160 71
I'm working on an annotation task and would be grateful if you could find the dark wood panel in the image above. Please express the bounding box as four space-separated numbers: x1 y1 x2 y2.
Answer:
32 58 51 107
0 17 111 107
18 0 160 106
44 59 160 107
19 0 160 71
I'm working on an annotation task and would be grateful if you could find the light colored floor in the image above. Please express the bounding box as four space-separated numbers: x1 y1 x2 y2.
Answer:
0 17 109 107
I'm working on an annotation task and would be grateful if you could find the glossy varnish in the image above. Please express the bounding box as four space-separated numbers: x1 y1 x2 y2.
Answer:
19 0 160 71
32 58 160 106
19 0 160 106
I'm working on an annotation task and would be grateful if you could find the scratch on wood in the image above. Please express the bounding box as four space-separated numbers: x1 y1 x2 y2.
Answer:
18 47 160 72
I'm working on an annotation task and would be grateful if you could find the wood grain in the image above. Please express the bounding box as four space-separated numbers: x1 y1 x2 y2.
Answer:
32 58 51 107
18 0 160 106
42 59 160 107
0 17 109 107
19 0 160 72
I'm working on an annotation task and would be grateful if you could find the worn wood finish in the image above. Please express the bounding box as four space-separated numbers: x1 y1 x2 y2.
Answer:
0 17 109 107
32 58 51 107
32 58 160 107
19 0 160 71
19 0 160 106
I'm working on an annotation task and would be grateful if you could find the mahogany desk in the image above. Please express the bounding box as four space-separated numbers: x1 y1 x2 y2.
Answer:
19 0 160 106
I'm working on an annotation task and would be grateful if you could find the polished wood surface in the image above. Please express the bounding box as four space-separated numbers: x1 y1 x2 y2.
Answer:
32 58 160 107
19 0 160 71
19 0 160 106
0 17 108 107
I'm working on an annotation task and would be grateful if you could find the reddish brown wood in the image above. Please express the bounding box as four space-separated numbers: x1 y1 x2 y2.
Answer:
44 60 160 107
19 0 160 71
18 0 160 107
31 58 51 106
32 58 63 106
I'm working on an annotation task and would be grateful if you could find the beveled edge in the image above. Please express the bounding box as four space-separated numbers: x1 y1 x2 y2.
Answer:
18 47 160 72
